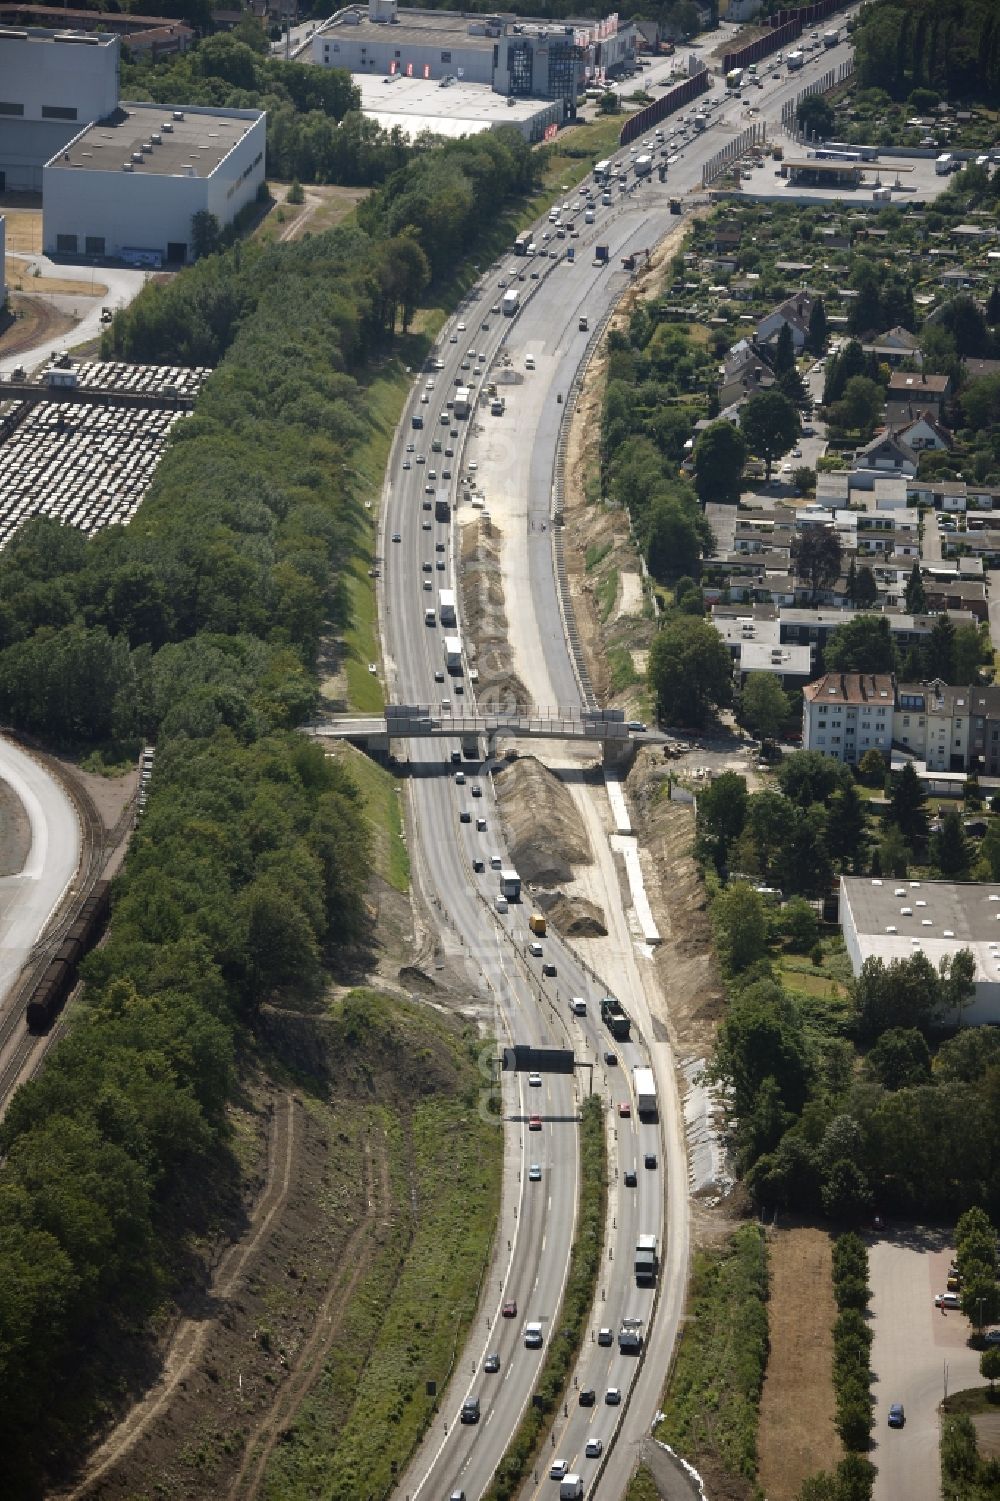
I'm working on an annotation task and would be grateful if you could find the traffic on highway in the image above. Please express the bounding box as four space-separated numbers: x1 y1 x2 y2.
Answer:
382 24 859 1499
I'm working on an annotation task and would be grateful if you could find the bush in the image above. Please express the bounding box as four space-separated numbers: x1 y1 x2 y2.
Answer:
830 1234 874 1453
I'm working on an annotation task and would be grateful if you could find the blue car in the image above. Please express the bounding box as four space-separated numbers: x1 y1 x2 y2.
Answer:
888 1403 905 1428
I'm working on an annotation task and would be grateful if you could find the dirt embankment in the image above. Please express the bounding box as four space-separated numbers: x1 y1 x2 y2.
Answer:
494 755 591 884
461 516 529 710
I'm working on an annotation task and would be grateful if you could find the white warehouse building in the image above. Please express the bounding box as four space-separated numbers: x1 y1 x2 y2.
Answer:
43 102 266 266
840 875 1000 1026
0 24 120 192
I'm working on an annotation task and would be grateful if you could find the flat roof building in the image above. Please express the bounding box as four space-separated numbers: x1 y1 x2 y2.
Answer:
0 24 119 191
43 102 265 265
840 875 1000 1025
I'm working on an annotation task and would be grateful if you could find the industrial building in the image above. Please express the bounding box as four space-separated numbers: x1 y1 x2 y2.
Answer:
840 876 1000 1025
355 73 561 142
313 0 636 117
0 24 119 191
43 102 265 266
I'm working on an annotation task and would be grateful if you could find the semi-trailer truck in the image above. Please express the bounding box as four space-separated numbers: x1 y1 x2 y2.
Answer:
601 995 631 1040
502 289 520 315
635 1234 658 1284
633 1065 657 1118
443 636 463 673
438 588 457 626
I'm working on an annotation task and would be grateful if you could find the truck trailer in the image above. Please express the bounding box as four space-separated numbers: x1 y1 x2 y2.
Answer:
438 588 457 626
633 1065 657 1118
434 493 451 522
618 1317 643 1352
786 50 804 70
502 289 520 315
453 386 471 418
635 1233 658 1284
601 995 631 1040
634 153 653 178
443 636 463 674
499 868 521 901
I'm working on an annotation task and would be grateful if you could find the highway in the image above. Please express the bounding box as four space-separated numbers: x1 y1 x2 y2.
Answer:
383 25 859 1501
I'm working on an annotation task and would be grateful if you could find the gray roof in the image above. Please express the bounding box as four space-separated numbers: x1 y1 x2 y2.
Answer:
52 102 261 177
841 875 1000 983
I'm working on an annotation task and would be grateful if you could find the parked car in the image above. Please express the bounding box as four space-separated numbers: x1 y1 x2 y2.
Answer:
935 1292 961 1309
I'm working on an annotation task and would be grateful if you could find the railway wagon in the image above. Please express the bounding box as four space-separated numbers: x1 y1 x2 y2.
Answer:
25 880 111 1032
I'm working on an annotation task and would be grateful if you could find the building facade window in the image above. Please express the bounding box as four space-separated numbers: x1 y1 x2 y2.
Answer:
41 105 77 120
56 233 77 255
0 101 24 115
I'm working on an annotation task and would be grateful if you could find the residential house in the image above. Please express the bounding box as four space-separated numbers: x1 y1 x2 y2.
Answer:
713 222 742 255
729 276 760 301
894 680 975 772
963 357 1000 381
907 477 968 511
801 673 895 764
852 430 918 486
738 641 812 686
940 265 980 290
891 408 953 452
719 340 775 410
756 291 815 351
885 370 951 429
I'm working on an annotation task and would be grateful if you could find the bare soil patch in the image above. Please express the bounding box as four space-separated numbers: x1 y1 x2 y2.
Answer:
5 264 106 297
494 755 592 884
0 201 42 253
973 1409 1000 1459
0 291 75 357
541 890 607 937
757 1227 840 1501
258 183 370 244
460 516 530 708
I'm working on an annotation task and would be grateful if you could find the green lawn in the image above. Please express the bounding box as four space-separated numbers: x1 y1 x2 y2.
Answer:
624 1466 662 1501
327 742 409 893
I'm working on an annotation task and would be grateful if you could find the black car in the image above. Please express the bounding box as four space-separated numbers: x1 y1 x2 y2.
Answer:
579 1387 596 1407
604 1051 618 1066
484 1353 500 1374
644 1152 657 1170
624 1169 638 1187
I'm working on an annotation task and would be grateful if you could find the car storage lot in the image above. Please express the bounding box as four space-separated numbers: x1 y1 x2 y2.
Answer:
869 1229 987 1501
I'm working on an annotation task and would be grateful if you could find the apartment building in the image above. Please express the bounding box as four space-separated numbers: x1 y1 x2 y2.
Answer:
801 673 895 763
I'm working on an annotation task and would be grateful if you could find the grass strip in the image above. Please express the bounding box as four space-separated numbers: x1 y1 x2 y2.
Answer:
655 1223 769 1486
624 1464 662 1501
482 1094 607 1501
326 743 409 893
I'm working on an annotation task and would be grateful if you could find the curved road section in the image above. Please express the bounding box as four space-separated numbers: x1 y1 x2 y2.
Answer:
0 734 81 1005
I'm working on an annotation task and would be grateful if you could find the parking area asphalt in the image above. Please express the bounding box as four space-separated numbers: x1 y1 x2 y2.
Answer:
869 1228 987 1501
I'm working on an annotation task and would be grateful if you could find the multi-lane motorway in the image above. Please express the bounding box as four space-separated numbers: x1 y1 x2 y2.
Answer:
384 27 858 1501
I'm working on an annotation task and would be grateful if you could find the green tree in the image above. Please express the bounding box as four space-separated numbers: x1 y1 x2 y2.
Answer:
648 616 733 728
696 771 748 873
827 783 868 870
739 790 796 882
831 375 884 438
931 811 970 878
741 391 800 481
877 824 910 878
782 897 820 953
807 298 829 355
774 320 796 376
980 1346 1000 1390
851 952 943 1040
904 562 927 615
714 976 811 1118
954 624 988 685
927 613 957 681
858 748 887 786
645 496 702 581
792 526 844 605
741 672 789 744
798 94 835 138
775 806 833 898
865 1027 932 1089
940 949 976 1028
854 566 878 608
190 209 221 259
824 614 897 673
823 1159 874 1224
777 750 853 807
887 761 929 849
712 882 769 975
693 420 747 504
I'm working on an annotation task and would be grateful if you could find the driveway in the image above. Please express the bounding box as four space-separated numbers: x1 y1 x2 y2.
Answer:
869 1228 986 1501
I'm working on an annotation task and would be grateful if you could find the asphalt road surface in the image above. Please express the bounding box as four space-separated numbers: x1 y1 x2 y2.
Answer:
385 26 865 1500
0 734 80 1009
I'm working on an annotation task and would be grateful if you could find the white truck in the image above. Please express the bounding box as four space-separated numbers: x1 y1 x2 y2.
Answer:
559 1477 584 1501
502 289 520 316
499 868 521 901
443 635 463 674
786 50 804 70
822 28 838 47
634 153 653 178
454 386 471 418
633 1065 657 1118
618 1317 643 1352
936 153 955 175
438 588 457 626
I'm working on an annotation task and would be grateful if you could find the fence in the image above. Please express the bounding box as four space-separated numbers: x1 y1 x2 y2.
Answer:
618 62 710 148
722 17 801 76
701 122 768 187
780 56 854 134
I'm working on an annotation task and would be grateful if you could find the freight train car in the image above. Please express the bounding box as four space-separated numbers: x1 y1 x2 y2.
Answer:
26 880 111 1031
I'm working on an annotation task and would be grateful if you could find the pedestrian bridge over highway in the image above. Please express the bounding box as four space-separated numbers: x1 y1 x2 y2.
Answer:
308 704 655 764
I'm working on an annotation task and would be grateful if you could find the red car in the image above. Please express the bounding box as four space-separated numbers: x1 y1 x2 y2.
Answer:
528 1114 542 1131
502 1299 517 1318
618 1102 631 1118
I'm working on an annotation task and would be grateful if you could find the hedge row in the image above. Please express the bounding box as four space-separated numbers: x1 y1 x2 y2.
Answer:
482 1095 607 1501
832 1234 876 1466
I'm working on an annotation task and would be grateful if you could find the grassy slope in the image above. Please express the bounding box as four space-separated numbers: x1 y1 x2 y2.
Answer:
263 990 501 1501
655 1224 769 1488
325 742 409 892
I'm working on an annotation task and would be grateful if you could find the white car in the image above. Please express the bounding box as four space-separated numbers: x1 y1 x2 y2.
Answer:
585 1438 603 1458
457 321 466 331
550 1461 568 1480
528 1163 542 1181
528 1072 542 1086
529 941 543 957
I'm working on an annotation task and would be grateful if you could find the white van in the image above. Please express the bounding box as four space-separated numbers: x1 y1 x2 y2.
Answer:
525 354 536 370
524 1321 543 1348
490 854 503 870
585 207 595 224
495 895 508 913
571 997 587 1016
559 1478 584 1501
424 607 436 625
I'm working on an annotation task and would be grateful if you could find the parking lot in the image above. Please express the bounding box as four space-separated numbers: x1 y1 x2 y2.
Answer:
869 1229 987 1501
